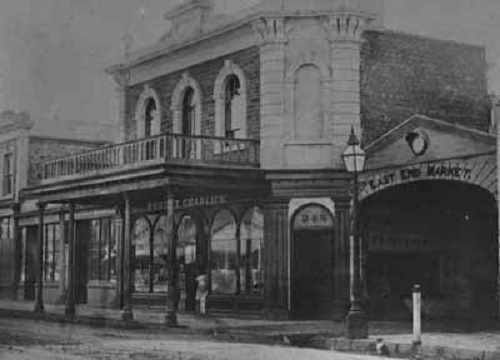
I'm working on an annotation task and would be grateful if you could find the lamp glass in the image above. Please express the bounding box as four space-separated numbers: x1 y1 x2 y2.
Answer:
342 144 366 173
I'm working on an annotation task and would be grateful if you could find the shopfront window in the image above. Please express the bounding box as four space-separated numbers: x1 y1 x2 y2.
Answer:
0 218 13 283
131 216 169 293
89 218 117 282
44 223 60 282
239 207 263 295
152 215 169 293
210 209 237 294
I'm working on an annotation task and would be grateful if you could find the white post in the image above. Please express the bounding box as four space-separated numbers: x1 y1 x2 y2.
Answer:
413 284 422 345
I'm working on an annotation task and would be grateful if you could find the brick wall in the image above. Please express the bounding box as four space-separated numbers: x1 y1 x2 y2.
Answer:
125 46 260 140
28 137 106 184
361 30 490 145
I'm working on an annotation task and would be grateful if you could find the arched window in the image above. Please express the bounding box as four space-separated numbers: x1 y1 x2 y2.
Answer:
135 86 161 139
182 87 195 136
239 207 264 294
144 98 157 137
294 64 323 140
214 61 247 144
224 75 241 139
210 209 237 294
131 216 169 293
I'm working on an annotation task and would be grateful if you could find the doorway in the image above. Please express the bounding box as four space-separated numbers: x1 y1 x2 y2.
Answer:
290 204 334 319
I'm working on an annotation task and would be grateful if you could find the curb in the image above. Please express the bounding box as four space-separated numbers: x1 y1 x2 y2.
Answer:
325 338 500 360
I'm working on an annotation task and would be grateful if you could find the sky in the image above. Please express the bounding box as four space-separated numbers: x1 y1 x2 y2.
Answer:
0 0 499 140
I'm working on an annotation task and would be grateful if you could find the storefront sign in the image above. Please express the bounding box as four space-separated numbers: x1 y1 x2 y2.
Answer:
293 204 334 230
134 195 227 213
364 161 474 194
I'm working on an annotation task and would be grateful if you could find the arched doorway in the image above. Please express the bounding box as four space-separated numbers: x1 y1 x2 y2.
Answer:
290 204 335 319
361 180 498 322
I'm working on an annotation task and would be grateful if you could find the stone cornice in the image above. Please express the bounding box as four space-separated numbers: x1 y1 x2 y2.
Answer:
322 12 371 43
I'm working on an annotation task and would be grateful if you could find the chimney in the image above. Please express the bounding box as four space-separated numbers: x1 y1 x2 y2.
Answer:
164 0 215 38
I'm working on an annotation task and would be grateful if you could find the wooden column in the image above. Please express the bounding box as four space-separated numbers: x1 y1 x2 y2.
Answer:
165 190 178 325
114 206 124 309
262 200 289 320
11 203 21 300
58 207 67 304
34 202 45 313
121 194 133 321
65 203 76 317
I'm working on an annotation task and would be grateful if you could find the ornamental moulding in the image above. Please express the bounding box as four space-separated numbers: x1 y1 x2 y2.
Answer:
322 13 371 43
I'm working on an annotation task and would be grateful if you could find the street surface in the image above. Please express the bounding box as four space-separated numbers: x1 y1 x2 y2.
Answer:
0 316 393 360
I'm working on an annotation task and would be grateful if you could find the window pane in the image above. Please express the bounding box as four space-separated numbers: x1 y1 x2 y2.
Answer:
53 224 60 282
100 219 110 281
152 215 169 293
210 210 237 294
240 207 264 294
44 225 54 281
131 218 151 292
20 227 27 282
109 219 117 283
89 220 101 281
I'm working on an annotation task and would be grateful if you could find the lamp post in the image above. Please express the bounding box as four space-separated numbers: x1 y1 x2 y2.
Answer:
342 126 368 339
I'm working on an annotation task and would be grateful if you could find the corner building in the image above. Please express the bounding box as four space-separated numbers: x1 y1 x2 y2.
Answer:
19 0 498 323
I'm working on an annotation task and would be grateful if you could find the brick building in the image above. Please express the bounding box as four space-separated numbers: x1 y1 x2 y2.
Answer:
0 111 107 301
8 0 498 323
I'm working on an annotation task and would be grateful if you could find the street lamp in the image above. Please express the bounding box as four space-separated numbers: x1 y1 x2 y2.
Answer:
342 126 368 339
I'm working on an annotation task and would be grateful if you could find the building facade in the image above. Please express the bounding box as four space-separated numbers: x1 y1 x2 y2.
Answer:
7 0 498 323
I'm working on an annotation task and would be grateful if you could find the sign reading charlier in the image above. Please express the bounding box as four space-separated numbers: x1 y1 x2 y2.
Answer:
361 160 476 199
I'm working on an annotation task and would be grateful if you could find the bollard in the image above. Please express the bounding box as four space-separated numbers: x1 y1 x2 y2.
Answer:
412 284 422 346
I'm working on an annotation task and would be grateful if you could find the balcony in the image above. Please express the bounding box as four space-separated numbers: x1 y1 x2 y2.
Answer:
38 133 260 185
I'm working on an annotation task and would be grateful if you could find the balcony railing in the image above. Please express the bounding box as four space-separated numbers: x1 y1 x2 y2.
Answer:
39 133 260 184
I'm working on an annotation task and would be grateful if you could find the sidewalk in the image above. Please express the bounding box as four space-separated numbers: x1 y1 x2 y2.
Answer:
0 300 343 338
1 300 499 360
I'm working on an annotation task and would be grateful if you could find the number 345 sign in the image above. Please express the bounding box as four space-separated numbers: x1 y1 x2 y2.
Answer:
293 205 334 230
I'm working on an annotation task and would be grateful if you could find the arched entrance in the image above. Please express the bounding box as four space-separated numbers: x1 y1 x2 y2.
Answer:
361 180 498 322
290 204 335 319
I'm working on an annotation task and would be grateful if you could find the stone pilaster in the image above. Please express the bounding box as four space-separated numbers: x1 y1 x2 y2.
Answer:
112 69 131 143
323 13 369 166
252 17 287 169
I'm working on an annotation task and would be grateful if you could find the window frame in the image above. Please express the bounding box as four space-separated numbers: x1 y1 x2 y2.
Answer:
89 218 116 282
213 61 248 154
1 152 14 197
43 223 60 282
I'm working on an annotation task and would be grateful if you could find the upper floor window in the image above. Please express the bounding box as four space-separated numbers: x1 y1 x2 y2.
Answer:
182 87 196 135
214 61 247 141
2 153 14 197
144 98 157 138
224 75 241 139
135 86 161 139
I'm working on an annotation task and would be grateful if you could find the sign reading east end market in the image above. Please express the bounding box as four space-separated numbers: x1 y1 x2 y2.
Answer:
293 204 334 230
364 161 474 193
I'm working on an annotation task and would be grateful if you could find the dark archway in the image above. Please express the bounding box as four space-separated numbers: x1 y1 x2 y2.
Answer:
360 180 498 323
290 203 335 319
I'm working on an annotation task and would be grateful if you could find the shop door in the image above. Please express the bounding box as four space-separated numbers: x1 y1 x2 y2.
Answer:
75 221 89 304
24 227 38 300
292 230 333 319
